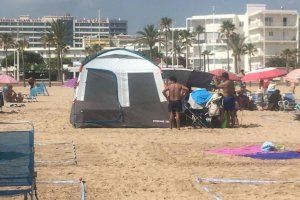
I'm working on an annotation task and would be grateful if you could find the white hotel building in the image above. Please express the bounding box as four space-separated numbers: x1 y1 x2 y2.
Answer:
186 4 299 72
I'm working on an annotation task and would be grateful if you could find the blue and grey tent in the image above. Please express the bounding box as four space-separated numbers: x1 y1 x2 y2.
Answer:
70 49 169 128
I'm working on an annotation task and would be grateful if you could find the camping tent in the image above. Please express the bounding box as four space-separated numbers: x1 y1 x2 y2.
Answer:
70 49 169 128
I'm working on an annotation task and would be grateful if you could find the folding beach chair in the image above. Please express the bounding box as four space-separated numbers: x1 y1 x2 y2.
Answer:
0 121 38 200
283 93 296 109
26 88 38 102
251 92 264 109
0 91 4 112
35 82 49 96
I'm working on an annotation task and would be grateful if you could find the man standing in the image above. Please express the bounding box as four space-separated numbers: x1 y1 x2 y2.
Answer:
214 72 236 127
163 76 189 130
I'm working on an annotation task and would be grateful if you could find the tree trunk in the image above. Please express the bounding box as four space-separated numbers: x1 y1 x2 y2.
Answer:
22 50 25 87
149 46 152 60
57 48 61 82
198 34 202 71
234 55 238 74
48 46 51 87
226 39 230 71
186 44 189 69
207 55 210 72
249 54 252 72
60 50 64 85
5 49 8 74
165 33 168 68
286 56 289 73
203 55 206 72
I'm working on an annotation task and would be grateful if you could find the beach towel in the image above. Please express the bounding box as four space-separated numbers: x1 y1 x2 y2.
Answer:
191 89 212 106
206 145 261 156
244 151 300 160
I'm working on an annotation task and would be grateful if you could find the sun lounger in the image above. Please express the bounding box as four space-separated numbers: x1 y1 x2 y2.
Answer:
0 121 38 200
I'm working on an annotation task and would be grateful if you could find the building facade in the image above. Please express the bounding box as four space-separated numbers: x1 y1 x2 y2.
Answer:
0 14 127 67
0 14 127 48
186 4 299 72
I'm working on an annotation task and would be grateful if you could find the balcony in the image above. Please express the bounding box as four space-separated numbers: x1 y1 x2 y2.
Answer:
248 22 297 31
249 35 297 44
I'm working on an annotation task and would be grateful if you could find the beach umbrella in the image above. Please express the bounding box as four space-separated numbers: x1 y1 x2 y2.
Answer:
242 67 287 83
209 69 241 81
0 74 18 84
209 69 240 81
63 77 78 88
285 69 300 83
162 69 213 89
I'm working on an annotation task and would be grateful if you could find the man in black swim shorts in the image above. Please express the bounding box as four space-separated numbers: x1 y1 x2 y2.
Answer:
163 76 189 130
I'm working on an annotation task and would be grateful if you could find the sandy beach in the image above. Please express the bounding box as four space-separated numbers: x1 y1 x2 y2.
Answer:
1 85 300 200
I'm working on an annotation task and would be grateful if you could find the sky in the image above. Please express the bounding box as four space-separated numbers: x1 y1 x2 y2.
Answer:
0 0 299 34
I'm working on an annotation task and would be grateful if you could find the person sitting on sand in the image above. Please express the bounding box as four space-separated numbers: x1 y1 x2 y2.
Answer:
162 76 189 130
237 85 252 110
267 89 282 111
214 72 237 128
4 85 17 102
3 85 24 103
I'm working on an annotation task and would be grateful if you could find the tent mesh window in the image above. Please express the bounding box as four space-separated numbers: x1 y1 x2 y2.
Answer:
128 73 160 105
82 69 122 123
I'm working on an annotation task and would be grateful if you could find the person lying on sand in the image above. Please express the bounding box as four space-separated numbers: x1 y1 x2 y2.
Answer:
162 76 189 130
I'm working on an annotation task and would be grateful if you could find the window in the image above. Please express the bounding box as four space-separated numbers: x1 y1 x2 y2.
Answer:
283 17 287 26
239 22 244 27
265 17 273 26
269 32 273 36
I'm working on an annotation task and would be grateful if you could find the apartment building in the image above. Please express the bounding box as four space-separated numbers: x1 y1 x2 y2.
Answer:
246 4 299 70
186 4 299 72
0 14 127 65
187 14 245 71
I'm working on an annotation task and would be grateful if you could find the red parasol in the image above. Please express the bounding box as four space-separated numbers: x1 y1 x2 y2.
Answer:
209 69 240 81
242 67 287 82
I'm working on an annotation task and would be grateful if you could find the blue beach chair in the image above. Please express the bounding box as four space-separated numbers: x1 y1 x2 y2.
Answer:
0 121 38 200
26 88 38 102
35 82 49 96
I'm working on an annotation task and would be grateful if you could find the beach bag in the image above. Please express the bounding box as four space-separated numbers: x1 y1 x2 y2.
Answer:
261 141 275 152
208 102 220 117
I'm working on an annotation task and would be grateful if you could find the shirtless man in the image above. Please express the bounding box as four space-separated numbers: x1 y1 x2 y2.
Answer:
162 76 189 130
214 72 236 127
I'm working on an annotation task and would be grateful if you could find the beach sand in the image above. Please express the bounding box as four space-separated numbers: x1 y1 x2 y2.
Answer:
1 85 300 199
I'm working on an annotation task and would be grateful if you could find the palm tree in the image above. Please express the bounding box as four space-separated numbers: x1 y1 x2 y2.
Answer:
16 38 29 87
179 30 194 69
136 24 159 60
202 50 214 72
195 25 205 71
244 43 257 72
228 33 246 73
91 44 102 54
160 17 172 67
41 32 55 87
168 30 181 66
219 21 236 71
50 20 68 84
0 33 14 73
281 48 293 72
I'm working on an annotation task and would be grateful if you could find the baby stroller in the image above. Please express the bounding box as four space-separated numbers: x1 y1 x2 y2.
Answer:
183 89 222 128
